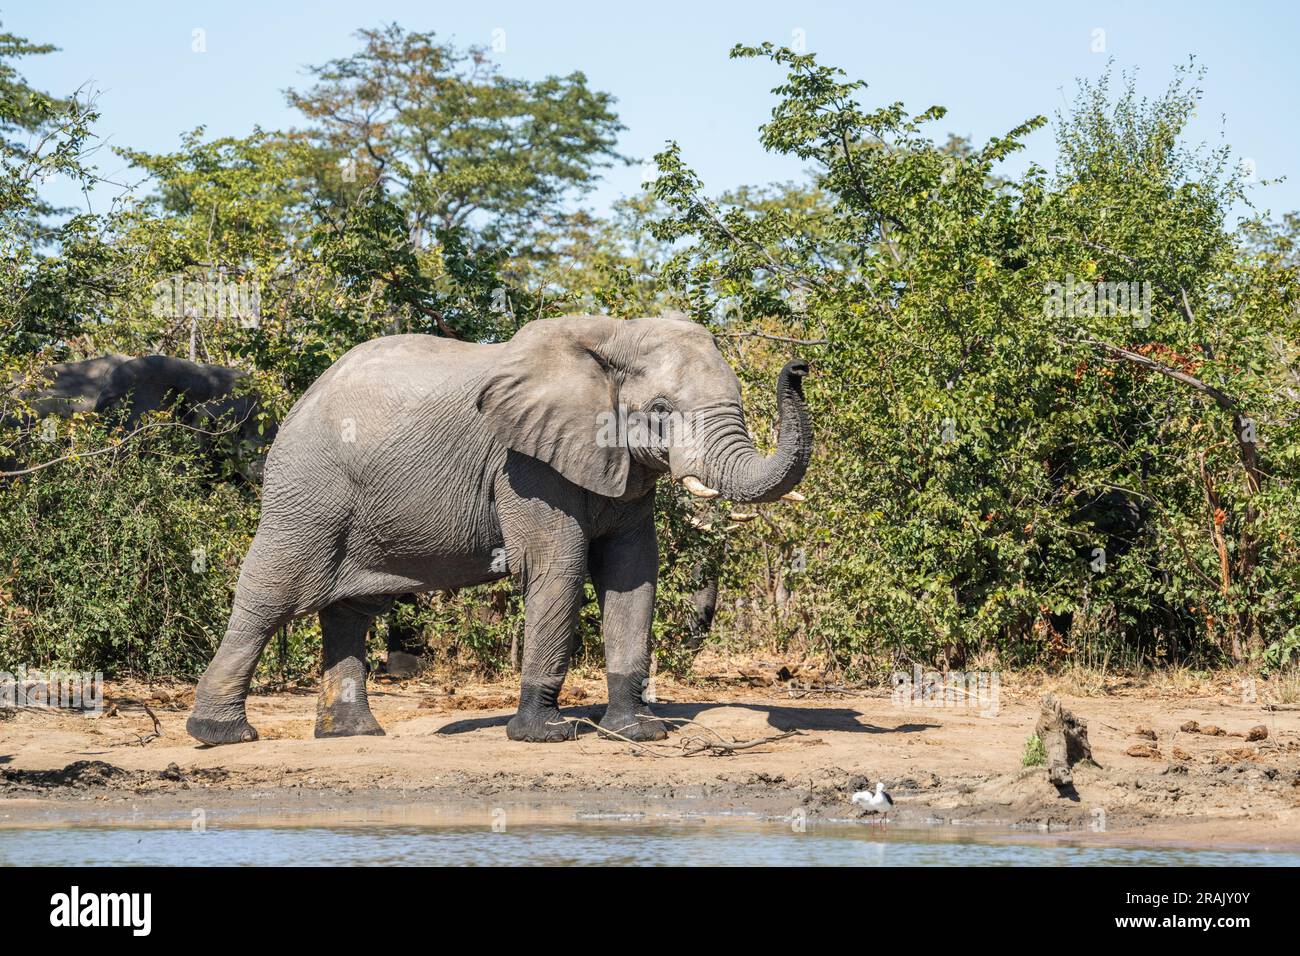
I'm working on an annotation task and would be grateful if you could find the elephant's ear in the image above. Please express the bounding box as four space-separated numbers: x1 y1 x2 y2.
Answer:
476 315 629 498
96 361 168 429
93 365 143 426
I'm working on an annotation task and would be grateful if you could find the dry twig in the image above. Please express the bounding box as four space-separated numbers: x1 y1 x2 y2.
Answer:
134 704 164 746
548 714 805 757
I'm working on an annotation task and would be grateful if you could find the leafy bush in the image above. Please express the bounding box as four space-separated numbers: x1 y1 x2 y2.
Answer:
0 419 259 677
1022 734 1047 767
647 47 1300 674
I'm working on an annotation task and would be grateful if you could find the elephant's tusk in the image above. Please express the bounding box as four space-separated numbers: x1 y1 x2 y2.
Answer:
681 476 720 498
781 491 806 502
729 511 758 522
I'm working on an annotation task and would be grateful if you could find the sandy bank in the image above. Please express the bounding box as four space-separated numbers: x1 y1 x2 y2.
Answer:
2 671 1298 849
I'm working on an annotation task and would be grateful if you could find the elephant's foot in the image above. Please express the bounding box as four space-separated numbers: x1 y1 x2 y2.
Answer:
600 673 669 741
315 702 385 738
506 678 576 742
599 710 668 741
186 711 259 746
506 708 576 742
315 664 385 738
599 708 668 741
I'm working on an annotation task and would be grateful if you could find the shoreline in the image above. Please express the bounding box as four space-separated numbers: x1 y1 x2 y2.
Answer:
3 672 1298 851
4 787 1297 854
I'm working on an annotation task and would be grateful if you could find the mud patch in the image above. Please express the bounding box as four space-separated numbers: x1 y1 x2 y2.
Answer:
0 759 230 793
1 760 142 790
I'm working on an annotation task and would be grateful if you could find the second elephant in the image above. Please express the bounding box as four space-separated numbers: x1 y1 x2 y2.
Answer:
10 354 131 421
95 355 276 482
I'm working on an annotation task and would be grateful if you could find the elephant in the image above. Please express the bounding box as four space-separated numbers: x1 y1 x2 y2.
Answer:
3 354 275 483
685 567 720 653
186 313 812 745
2 355 134 474
8 354 132 421
94 355 277 482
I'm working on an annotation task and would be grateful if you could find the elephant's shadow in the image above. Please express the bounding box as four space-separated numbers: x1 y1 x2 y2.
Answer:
434 700 936 737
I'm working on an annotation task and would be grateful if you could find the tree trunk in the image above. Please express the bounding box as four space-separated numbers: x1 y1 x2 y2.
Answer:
1035 693 1099 788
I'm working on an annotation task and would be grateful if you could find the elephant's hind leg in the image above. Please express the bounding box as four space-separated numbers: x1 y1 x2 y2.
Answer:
187 596 293 746
315 597 390 738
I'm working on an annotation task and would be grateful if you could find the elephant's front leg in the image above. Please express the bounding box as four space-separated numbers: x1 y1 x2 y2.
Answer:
590 515 668 741
506 554 587 743
316 597 390 738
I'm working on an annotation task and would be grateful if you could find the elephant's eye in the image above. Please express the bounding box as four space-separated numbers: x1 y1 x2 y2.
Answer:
643 398 675 449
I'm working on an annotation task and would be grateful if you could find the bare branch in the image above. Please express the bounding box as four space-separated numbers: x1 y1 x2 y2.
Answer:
716 330 830 346
1067 335 1240 413
1 417 243 478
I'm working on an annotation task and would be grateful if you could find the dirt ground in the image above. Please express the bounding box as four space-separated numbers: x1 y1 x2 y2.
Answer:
3 661 1300 849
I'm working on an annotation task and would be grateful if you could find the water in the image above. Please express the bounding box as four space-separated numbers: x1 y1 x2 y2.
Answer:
3 821 1295 866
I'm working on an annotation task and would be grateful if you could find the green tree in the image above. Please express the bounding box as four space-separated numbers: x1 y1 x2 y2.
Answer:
0 26 129 357
648 43 1299 671
286 24 626 249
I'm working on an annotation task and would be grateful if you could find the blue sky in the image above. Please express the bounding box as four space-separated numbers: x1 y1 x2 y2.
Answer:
7 0 1298 222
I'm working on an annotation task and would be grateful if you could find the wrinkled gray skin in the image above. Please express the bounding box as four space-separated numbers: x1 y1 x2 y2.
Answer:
11 355 132 420
94 355 276 482
186 314 812 746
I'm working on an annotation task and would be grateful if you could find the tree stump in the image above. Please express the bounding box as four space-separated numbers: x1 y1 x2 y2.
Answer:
1035 693 1098 787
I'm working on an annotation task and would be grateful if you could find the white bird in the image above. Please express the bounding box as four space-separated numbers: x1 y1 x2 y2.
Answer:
851 781 894 820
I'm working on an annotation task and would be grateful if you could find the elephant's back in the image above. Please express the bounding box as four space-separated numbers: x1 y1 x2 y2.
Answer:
259 334 505 561
96 355 244 413
280 336 499 431
268 335 502 483
21 354 131 417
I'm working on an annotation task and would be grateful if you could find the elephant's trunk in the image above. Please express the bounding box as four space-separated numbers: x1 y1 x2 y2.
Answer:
682 359 811 504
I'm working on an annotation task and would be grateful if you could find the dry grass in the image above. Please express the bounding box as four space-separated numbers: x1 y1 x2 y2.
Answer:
1268 667 1300 705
